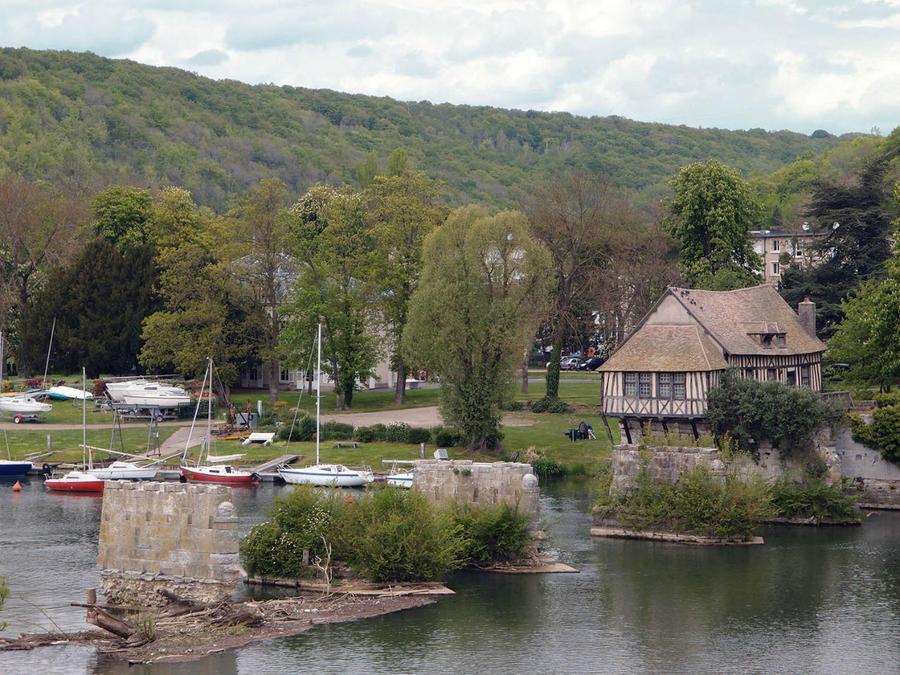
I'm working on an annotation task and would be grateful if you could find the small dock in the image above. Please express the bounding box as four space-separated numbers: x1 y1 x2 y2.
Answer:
255 455 301 473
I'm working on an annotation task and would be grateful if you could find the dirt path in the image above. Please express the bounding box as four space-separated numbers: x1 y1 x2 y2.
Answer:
321 406 534 428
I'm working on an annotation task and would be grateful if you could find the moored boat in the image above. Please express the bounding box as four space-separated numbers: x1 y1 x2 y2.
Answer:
88 460 158 481
280 463 374 487
277 324 374 489
386 471 414 488
44 470 105 493
180 359 258 486
0 459 33 477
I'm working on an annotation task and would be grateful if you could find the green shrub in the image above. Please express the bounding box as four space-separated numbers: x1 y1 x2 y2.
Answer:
354 426 377 443
530 397 570 414
531 459 564 480
707 369 843 458
240 487 343 579
433 426 462 447
600 462 772 540
873 392 900 408
385 422 410 443
337 488 465 582
321 421 354 440
454 503 530 565
771 463 860 521
407 427 431 445
850 405 900 464
278 415 316 442
240 521 315 579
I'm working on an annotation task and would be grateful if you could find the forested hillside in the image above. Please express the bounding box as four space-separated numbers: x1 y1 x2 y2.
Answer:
0 48 853 212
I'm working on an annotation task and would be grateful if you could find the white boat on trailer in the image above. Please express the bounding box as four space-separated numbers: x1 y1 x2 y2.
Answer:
278 324 374 488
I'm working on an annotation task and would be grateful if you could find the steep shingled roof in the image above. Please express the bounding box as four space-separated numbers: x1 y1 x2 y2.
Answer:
600 284 825 373
599 325 727 372
668 285 825 355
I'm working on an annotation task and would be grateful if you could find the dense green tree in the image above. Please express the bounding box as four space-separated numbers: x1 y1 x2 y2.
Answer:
826 180 900 389
92 185 153 250
780 155 897 336
21 239 157 376
227 178 294 403
403 206 551 449
282 184 380 409
667 160 762 289
364 170 448 403
139 191 264 401
355 151 379 188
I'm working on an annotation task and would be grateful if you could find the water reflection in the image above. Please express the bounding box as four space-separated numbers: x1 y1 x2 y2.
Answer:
0 479 898 673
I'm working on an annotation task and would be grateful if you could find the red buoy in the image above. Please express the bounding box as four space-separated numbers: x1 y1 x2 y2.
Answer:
13 480 21 491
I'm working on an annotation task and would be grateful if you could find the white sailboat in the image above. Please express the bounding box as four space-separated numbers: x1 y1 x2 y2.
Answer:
45 368 105 493
278 324 374 488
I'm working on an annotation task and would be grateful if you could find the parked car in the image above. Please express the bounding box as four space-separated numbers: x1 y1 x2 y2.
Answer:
577 356 606 371
559 356 581 370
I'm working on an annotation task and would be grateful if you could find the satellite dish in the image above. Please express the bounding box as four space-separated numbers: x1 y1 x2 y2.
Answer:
802 222 810 231
833 222 840 230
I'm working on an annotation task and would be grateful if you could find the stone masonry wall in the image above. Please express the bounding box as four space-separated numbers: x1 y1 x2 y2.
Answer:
97 482 243 606
412 460 541 531
834 427 900 509
610 445 725 495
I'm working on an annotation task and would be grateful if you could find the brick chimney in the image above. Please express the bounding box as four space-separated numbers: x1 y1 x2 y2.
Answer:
798 298 816 337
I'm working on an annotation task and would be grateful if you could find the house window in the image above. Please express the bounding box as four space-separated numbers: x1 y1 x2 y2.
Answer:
624 372 637 397
767 368 777 381
772 239 780 252
787 370 797 387
657 373 672 399
639 373 652 398
772 262 780 276
801 366 810 388
673 373 686 400
280 367 291 382
794 240 802 257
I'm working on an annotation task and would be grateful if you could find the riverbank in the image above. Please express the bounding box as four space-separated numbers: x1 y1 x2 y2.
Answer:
1 587 449 664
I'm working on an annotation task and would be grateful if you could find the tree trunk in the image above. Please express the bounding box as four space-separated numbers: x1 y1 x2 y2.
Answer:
395 355 407 405
545 337 562 399
268 360 280 404
521 351 528 395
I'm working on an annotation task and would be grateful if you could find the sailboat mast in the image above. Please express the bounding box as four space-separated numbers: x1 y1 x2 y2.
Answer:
316 323 321 465
82 367 88 470
207 357 213 465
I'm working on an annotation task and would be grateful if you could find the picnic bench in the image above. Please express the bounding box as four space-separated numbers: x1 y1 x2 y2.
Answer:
242 432 276 446
333 441 359 448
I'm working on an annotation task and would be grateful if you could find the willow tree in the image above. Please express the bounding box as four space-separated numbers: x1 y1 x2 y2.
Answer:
403 206 551 449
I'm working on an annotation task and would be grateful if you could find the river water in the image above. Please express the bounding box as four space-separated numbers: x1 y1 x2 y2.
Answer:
1 477 898 674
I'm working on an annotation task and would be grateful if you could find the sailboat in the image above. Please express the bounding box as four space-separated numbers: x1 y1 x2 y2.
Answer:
180 358 259 485
278 324 374 488
45 368 105 493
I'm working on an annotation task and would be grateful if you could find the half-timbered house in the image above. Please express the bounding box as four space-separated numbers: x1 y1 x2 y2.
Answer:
599 285 825 442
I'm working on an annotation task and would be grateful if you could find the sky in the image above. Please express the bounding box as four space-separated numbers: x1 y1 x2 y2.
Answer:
2 0 899 136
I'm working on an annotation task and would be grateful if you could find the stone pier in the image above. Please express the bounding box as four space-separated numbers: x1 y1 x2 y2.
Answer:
97 482 244 606
412 460 541 531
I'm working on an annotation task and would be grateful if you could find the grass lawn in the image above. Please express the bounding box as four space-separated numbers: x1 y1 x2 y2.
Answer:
3 374 614 473
1 425 181 463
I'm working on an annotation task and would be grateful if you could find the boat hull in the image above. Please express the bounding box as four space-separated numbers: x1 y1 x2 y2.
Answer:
386 473 414 488
89 463 158 480
45 472 105 492
181 466 258 485
0 460 33 477
279 465 374 487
